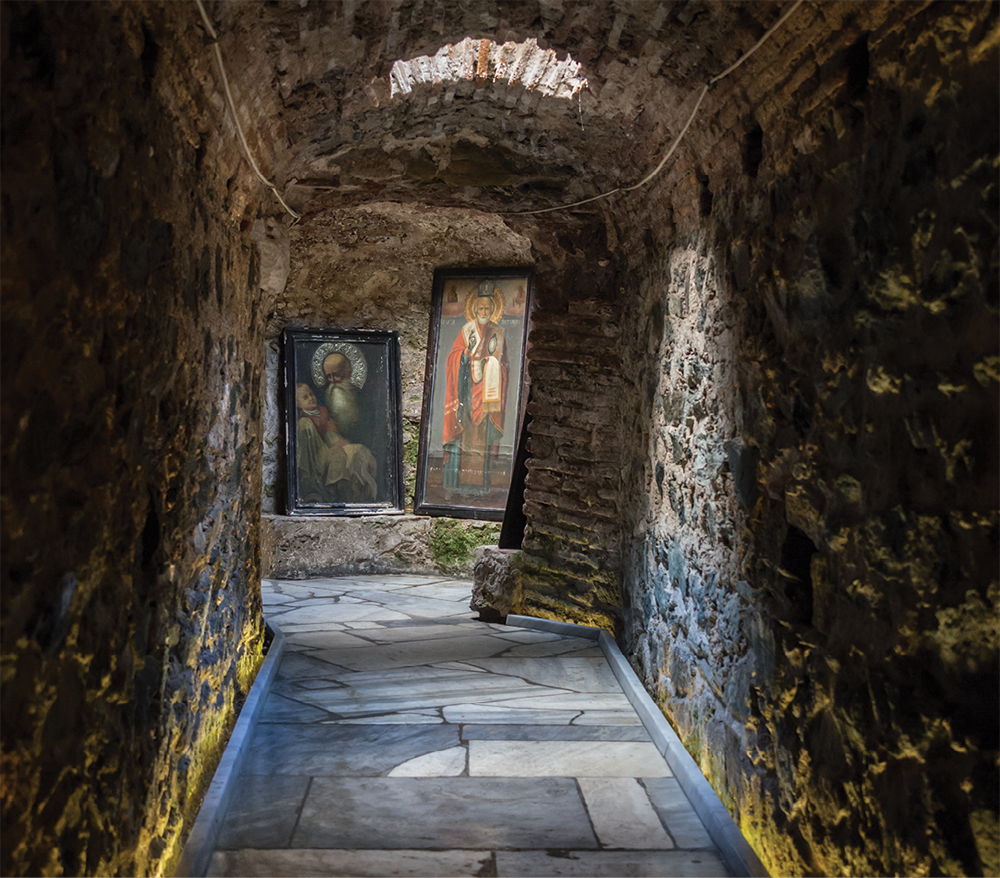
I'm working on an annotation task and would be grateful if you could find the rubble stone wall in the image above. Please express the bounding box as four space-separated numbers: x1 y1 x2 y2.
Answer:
617 4 999 876
0 3 276 874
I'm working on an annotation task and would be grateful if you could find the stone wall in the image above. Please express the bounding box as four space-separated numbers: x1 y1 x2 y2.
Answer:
1 3 273 874
617 4 999 876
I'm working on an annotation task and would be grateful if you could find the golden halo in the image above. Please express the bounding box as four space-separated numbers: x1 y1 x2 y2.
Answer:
463 281 506 324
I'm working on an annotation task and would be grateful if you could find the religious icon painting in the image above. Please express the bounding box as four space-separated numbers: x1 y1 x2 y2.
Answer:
415 267 534 520
283 328 405 515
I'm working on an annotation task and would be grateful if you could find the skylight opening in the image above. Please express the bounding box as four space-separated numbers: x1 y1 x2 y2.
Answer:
389 37 588 100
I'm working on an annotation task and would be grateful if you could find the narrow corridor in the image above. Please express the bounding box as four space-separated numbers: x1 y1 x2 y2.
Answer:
205 575 731 877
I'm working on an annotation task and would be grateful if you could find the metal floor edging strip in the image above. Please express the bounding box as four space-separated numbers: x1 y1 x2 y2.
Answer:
174 622 287 878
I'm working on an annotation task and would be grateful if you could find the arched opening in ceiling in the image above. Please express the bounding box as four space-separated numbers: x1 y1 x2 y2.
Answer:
388 37 588 101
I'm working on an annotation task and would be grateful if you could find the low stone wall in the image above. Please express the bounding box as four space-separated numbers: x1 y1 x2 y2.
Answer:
263 513 500 580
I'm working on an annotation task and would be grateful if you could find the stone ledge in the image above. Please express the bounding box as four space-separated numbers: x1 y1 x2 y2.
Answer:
262 513 499 579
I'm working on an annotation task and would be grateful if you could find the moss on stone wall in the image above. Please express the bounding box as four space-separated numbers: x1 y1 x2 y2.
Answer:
402 418 420 512
429 519 501 573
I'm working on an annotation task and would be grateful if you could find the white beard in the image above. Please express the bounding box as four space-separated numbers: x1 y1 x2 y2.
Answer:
326 383 359 435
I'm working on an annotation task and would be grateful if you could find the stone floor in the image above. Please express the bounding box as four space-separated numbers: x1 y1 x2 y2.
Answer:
207 575 731 878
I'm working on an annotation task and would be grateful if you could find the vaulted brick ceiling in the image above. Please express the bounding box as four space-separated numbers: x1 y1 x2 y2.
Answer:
206 0 893 222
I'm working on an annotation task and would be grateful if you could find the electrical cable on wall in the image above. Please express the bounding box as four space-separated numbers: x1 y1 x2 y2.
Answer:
511 0 805 216
194 0 301 221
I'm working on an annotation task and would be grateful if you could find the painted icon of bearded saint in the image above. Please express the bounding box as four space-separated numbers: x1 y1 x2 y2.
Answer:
442 280 509 493
295 343 378 503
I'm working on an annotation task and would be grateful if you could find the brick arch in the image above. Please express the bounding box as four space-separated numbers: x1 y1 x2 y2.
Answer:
388 37 588 100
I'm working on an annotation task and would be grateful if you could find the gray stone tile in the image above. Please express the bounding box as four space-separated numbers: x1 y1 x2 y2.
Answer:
289 667 574 717
259 692 332 723
499 640 606 657
486 693 637 712
495 849 729 876
572 710 645 726
267 622 350 634
311 635 511 672
469 741 670 778
293 777 598 849
399 584 474 601
341 589 476 619
277 652 352 679
208 849 494 877
241 723 461 776
641 778 715 848
443 704 583 724
461 724 651 742
485 628 570 643
578 777 674 848
333 710 444 725
388 745 467 776
284 630 379 650
344 622 501 643
431 661 491 674
215 774 309 849
278 603 411 625
464 657 623 693
266 583 325 599
379 618 468 629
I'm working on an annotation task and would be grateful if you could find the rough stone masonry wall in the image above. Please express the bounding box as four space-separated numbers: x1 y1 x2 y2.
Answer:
617 4 998 877
1 3 276 875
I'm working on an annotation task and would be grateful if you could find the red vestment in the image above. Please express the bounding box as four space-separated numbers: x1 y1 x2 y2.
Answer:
443 320 509 448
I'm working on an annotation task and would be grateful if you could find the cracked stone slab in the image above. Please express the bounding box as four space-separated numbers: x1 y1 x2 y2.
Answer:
293 777 598 850
460 724 652 742
463 656 624 692
468 741 671 777
207 849 494 877
387 745 467 776
215 774 310 850
494 849 729 876
578 777 675 848
240 723 461 776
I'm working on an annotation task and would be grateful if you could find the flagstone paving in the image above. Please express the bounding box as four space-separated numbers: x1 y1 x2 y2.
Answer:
207 575 731 878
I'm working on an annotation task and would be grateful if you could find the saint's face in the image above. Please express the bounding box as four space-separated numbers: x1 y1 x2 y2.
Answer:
323 354 352 385
475 298 493 324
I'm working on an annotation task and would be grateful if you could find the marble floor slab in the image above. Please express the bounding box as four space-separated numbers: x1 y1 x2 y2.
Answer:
460 723 652 742
495 850 729 877
642 777 716 849
578 777 675 849
293 777 598 850
468 740 671 777
208 849 495 877
463 656 623 692
387 745 467 776
215 773 310 849
209 575 730 878
241 723 461 776
309 634 513 671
